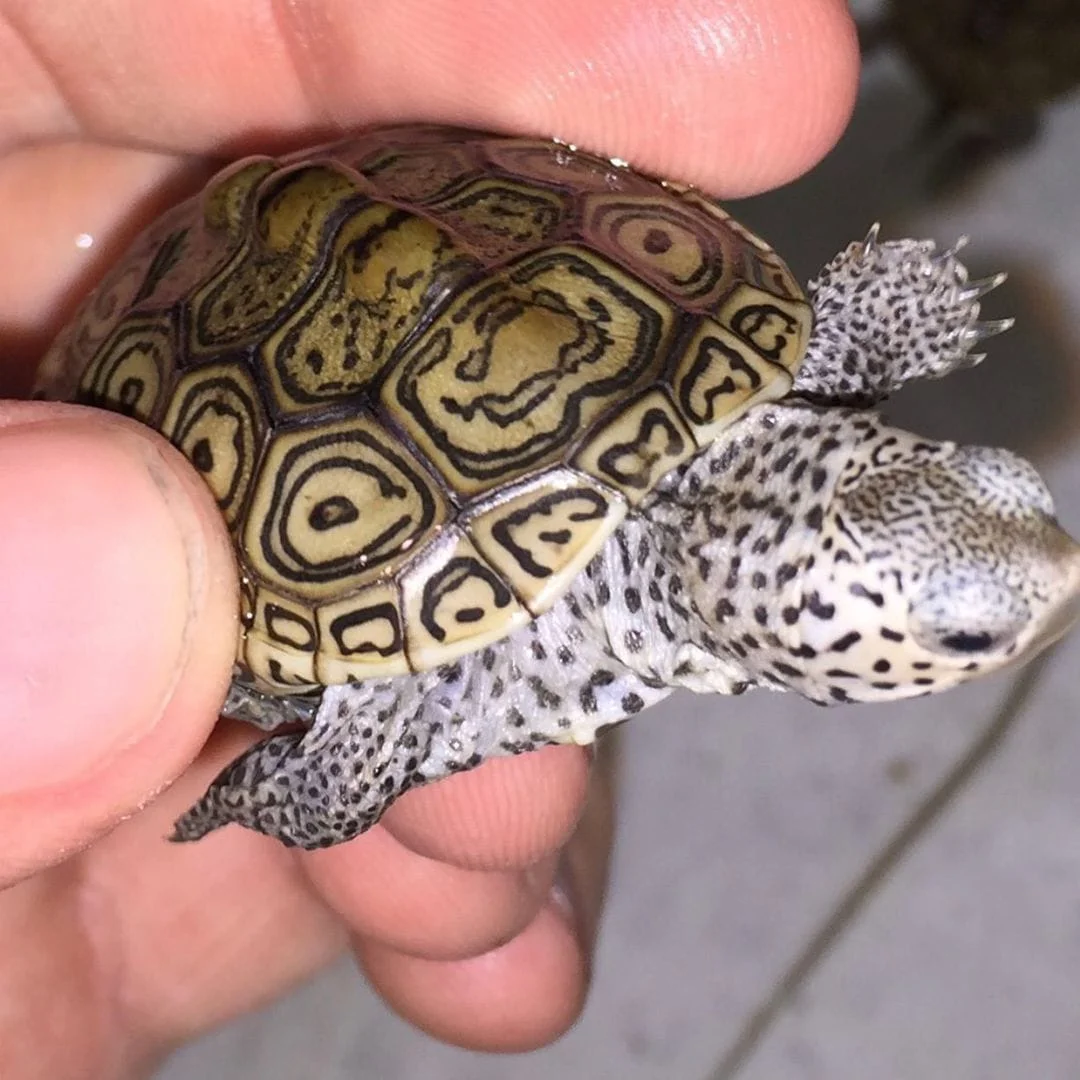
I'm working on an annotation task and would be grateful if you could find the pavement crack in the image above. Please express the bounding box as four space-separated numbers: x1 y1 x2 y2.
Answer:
704 649 1053 1080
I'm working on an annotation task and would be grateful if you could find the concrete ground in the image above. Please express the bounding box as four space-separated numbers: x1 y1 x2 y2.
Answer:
161 32 1080 1080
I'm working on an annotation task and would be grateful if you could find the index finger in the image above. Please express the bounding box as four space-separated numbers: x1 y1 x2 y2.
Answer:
1 0 858 381
4 0 857 193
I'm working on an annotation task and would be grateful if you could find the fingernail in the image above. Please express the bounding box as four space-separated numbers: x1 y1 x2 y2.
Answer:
0 416 204 793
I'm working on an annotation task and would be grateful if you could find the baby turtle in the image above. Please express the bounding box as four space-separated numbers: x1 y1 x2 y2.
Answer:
36 126 1080 848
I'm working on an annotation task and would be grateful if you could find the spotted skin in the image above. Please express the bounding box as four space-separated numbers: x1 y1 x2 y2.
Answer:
174 232 1080 847
794 229 1010 404
176 545 675 846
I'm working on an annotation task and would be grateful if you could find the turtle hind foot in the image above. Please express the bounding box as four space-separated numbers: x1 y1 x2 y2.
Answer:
796 228 1013 407
169 730 377 849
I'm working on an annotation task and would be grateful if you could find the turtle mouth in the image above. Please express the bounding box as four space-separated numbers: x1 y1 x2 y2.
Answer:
1029 590 1080 656
1023 527 1080 658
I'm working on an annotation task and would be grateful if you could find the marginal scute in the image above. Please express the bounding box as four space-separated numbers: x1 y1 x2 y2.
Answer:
741 247 807 307
673 318 794 444
574 389 696 503
243 413 447 601
78 315 175 423
243 586 320 691
312 123 479 170
50 206 199 394
382 244 675 494
468 470 628 615
676 190 771 250
315 581 409 682
352 139 483 204
159 362 268 526
401 528 530 670
483 138 654 194
238 574 257 630
715 283 812 374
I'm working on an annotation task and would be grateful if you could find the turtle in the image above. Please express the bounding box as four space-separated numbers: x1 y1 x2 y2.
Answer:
35 125 1080 849
860 0 1080 187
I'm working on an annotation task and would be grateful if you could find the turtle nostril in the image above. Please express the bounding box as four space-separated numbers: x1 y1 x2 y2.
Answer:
938 630 995 653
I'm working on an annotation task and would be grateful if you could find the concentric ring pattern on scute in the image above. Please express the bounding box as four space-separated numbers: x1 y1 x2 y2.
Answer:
60 126 812 692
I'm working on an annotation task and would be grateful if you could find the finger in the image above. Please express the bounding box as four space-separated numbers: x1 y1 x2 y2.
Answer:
0 869 113 1078
0 402 237 883
314 751 611 1046
0 725 347 1079
0 733 599 1067
299 746 588 960
381 745 592 869
0 142 205 387
1 1 858 369
356 899 588 1052
75 725 347 1052
0 740 607 1072
306 830 558 962
5 0 857 191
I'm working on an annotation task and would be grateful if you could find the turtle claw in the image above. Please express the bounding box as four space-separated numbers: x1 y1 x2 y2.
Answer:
985 315 1015 336
936 235 970 262
962 317 1015 346
962 272 1008 301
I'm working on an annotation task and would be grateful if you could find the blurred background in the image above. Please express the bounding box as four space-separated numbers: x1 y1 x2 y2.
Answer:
164 2 1080 1076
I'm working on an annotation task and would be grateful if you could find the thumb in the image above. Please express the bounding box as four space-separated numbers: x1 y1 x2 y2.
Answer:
0 401 237 883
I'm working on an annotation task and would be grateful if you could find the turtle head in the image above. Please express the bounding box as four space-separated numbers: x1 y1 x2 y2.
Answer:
778 422 1080 703
673 405 1080 704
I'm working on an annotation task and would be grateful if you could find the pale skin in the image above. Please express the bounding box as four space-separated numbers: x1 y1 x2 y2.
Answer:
0 0 858 1074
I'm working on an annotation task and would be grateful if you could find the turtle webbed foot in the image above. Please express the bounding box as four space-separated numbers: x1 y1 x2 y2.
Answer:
795 228 1013 406
170 727 392 849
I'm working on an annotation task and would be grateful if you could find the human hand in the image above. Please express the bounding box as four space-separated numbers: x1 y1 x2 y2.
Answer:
0 1 857 1074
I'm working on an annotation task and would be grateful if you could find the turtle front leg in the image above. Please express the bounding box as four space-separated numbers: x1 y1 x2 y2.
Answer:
171 730 344 846
793 228 1014 407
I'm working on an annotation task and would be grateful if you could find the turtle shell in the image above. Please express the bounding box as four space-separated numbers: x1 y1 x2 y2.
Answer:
38 125 812 694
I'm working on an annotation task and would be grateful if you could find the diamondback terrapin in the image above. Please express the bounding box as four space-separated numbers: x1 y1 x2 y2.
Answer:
36 126 1080 848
